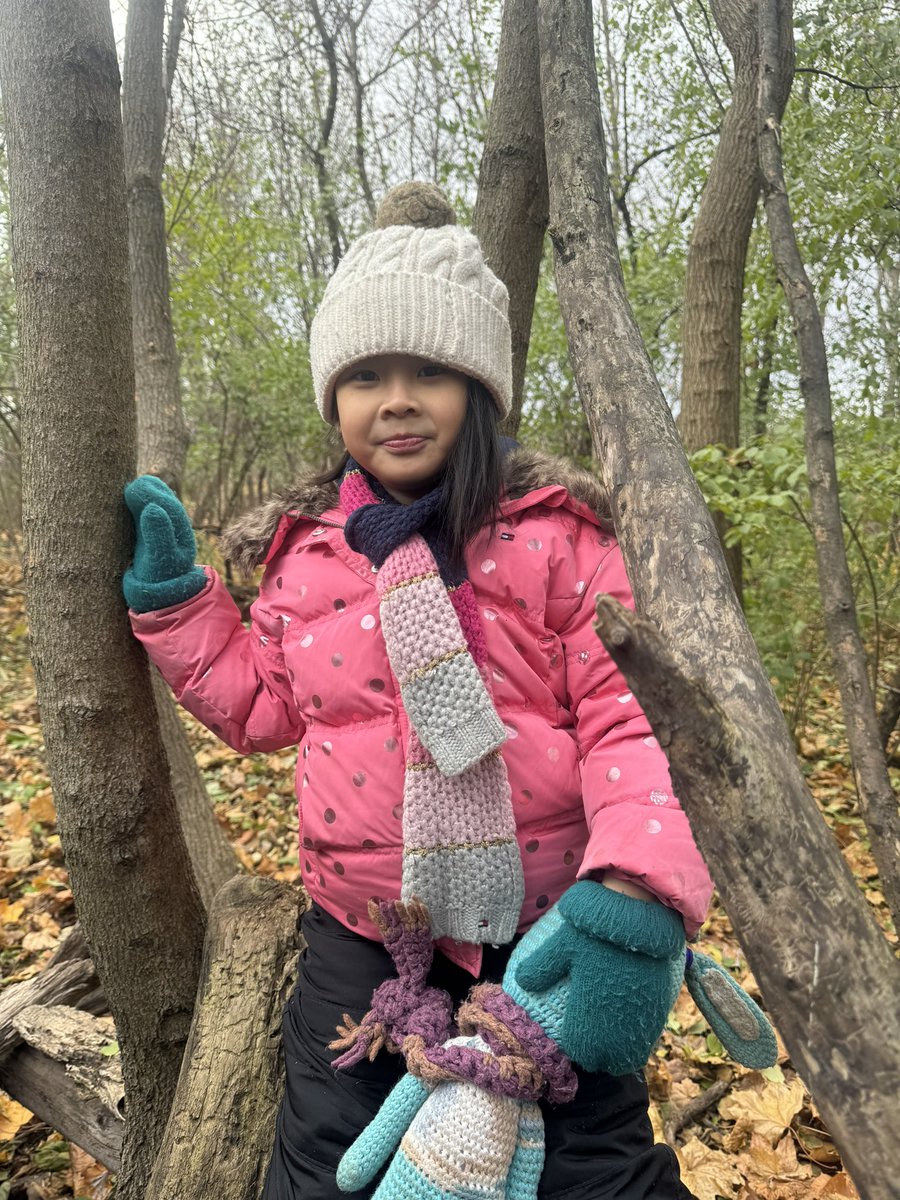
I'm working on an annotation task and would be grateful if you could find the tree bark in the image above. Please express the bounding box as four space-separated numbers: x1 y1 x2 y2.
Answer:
0 5 206 1196
124 0 240 909
473 0 549 434
124 0 190 495
678 0 790 602
146 877 306 1200
536 2 900 1194
758 0 900 922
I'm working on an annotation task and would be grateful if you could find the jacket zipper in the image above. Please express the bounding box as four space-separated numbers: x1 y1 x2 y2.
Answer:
294 512 345 529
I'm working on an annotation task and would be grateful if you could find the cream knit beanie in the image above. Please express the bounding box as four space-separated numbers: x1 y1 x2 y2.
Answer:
310 182 512 423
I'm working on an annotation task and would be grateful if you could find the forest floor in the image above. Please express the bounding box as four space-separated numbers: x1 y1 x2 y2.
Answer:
0 545 896 1200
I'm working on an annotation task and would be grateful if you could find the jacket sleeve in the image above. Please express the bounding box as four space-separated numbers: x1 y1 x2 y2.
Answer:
551 522 713 938
129 566 304 755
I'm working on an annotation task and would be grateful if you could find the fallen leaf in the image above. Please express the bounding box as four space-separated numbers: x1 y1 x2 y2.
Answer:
5 835 34 869
719 1076 805 1143
0 898 26 925
28 789 56 825
670 1077 702 1104
813 1172 860 1198
22 927 59 953
0 1093 33 1140
675 1136 742 1200
744 1132 810 1180
70 1144 113 1198
648 1102 665 1144
1 801 29 837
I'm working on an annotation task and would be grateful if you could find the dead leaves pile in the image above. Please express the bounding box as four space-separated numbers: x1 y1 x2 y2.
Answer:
647 960 860 1200
0 547 896 1198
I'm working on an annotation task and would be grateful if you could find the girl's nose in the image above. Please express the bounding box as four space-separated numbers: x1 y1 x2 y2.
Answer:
380 376 419 414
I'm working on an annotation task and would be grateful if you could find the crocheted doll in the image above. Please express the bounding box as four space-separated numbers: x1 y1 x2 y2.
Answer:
331 899 776 1199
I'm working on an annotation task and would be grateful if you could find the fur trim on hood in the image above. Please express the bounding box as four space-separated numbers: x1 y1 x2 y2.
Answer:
220 447 611 575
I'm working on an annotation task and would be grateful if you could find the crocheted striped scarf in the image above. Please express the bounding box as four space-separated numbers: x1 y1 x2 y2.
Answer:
341 461 525 945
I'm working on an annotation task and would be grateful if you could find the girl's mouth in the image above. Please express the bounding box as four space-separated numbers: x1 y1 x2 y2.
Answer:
381 437 428 453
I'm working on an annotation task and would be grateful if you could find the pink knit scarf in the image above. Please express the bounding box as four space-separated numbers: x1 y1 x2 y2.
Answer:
340 464 525 945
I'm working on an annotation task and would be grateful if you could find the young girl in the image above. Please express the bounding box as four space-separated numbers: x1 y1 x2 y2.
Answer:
124 182 712 1200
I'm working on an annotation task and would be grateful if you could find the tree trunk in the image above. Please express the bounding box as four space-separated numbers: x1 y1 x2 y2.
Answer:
0 5 206 1197
536 2 900 1195
758 0 900 922
678 0 790 602
473 0 549 435
146 877 305 1200
123 0 240 909
152 668 241 910
124 0 190 494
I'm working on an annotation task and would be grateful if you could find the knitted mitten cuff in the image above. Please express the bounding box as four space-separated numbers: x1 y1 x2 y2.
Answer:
124 566 207 614
558 881 684 958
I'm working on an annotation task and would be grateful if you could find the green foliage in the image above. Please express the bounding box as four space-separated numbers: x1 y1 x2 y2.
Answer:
165 144 332 526
690 416 900 722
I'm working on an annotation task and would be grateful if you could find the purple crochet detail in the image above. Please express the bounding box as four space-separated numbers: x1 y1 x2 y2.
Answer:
331 899 454 1070
472 985 578 1104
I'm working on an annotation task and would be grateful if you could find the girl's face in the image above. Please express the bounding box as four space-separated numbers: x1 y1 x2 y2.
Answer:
334 354 468 503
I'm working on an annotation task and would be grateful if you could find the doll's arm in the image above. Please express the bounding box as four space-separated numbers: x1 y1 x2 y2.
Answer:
336 1072 429 1193
506 1103 545 1200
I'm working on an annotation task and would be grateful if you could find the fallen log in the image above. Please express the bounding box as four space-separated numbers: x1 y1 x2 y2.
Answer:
146 875 306 1200
0 958 104 1058
0 1010 123 1170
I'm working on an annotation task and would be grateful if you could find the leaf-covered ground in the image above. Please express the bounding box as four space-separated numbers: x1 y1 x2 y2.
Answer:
0 547 895 1200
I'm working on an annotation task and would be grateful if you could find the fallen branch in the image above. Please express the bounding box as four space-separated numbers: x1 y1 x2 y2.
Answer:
0 1011 123 1170
0 959 104 1059
664 1075 733 1145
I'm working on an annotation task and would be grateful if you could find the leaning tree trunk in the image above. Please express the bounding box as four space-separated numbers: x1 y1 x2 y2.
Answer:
678 0 791 602
757 0 900 921
535 2 900 1196
123 0 239 909
123 0 189 494
472 0 549 435
0 5 206 1198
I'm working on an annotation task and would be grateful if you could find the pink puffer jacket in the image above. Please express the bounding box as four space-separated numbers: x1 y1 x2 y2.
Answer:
130 449 712 972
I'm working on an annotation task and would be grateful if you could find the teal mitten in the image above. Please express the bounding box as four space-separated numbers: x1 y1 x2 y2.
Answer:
513 880 684 1075
123 475 207 613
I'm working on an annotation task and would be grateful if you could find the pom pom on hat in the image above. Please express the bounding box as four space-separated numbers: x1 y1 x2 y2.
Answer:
375 181 457 229
310 182 511 423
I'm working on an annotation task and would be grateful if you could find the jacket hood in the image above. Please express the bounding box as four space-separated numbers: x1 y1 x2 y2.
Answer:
220 446 611 575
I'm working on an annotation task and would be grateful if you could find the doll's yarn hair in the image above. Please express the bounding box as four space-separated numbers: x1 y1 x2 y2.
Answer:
330 899 577 1105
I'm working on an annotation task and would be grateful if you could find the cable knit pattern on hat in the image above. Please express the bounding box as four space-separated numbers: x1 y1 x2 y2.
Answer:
310 186 512 421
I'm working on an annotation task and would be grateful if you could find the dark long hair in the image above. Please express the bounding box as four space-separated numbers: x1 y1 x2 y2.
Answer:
315 376 504 568
440 377 503 568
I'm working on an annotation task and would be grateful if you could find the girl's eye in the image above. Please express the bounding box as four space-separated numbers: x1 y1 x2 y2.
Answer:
418 363 445 378
348 368 378 383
